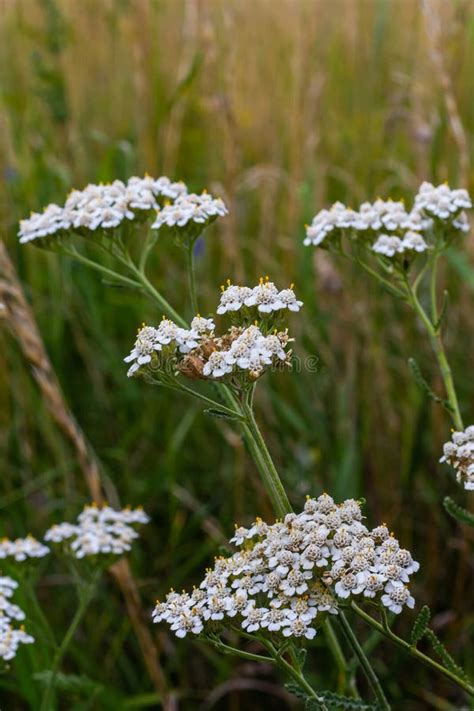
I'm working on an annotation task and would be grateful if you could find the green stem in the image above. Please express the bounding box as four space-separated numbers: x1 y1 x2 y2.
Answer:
338 612 390 709
351 603 474 697
354 257 406 299
125 262 186 326
430 253 440 324
412 260 431 295
23 579 56 650
208 638 274 664
63 248 141 290
260 638 329 709
167 381 245 420
240 397 291 518
405 276 463 430
138 227 157 273
40 575 98 711
279 655 329 709
186 243 198 315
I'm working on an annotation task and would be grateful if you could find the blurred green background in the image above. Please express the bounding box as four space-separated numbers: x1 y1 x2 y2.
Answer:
1 0 474 708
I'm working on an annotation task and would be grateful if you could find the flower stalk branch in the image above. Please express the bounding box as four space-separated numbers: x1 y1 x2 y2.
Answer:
351 602 474 697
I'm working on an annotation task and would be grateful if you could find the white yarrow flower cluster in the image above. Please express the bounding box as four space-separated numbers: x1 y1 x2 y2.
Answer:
0 535 49 562
202 325 289 379
217 279 303 315
19 175 188 244
152 495 418 641
304 202 357 246
125 281 299 382
414 182 471 220
372 231 429 258
440 425 474 491
124 319 206 377
0 577 34 662
355 199 429 233
304 199 427 247
190 315 216 335
305 182 471 253
152 192 228 231
44 504 150 559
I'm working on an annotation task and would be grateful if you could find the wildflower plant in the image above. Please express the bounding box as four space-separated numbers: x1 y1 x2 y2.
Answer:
0 504 148 709
306 183 474 508
40 503 149 711
18 175 474 708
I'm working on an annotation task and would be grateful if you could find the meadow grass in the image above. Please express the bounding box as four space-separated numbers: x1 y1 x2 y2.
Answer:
1 0 473 708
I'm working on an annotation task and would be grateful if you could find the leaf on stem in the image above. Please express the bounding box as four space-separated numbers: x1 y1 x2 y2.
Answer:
204 408 242 421
295 647 307 670
443 497 474 527
286 684 380 710
410 605 431 647
424 629 470 683
285 681 307 699
312 692 380 709
408 358 454 412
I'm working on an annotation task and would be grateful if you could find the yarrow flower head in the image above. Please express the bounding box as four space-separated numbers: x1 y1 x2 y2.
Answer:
372 232 429 258
18 175 189 245
305 182 471 262
217 278 303 317
124 318 202 378
414 182 471 221
152 495 418 642
125 280 300 384
0 577 34 663
199 325 290 381
151 192 228 244
190 315 215 335
0 536 49 563
44 503 150 560
304 202 357 247
440 425 474 491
